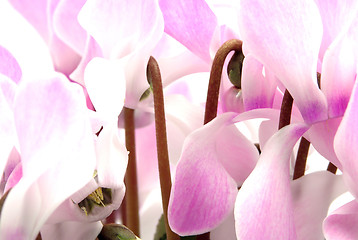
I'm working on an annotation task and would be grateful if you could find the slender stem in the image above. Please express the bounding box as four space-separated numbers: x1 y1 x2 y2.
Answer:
124 107 140 236
148 56 180 240
327 162 338 174
278 89 294 129
292 137 310 180
204 39 243 124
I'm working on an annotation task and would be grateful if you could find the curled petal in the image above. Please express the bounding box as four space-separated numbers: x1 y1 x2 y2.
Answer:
168 113 240 235
0 76 96 239
235 123 308 239
159 0 217 62
238 0 327 123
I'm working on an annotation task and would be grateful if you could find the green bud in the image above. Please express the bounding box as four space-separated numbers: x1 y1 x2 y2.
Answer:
98 224 141 240
227 50 245 89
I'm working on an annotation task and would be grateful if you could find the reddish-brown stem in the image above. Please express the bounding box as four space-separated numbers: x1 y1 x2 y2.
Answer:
124 107 140 236
148 56 180 240
293 137 310 180
204 39 243 124
278 89 294 129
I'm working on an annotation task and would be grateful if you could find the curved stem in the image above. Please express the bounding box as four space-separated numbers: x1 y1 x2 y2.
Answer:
148 56 180 240
124 107 140 236
292 137 310 180
278 89 294 129
204 39 243 124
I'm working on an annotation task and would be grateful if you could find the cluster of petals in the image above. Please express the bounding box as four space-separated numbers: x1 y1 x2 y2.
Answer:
2 0 358 239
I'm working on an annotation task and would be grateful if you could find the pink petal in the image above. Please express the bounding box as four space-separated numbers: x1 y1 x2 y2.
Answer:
159 0 218 62
238 0 327 123
41 221 102 240
4 162 22 193
334 78 358 198
323 200 358 239
53 0 88 55
0 45 22 83
321 17 358 118
235 123 308 239
0 76 96 239
168 113 239 235
292 171 347 240
242 55 277 110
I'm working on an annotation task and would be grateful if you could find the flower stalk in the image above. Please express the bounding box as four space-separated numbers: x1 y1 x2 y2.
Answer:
124 107 140 236
148 56 180 240
204 39 243 124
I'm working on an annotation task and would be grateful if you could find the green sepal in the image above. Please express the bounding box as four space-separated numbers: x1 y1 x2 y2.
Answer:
98 223 141 240
154 214 166 240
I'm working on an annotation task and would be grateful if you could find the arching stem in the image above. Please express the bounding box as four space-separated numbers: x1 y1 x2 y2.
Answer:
204 39 243 124
148 56 180 240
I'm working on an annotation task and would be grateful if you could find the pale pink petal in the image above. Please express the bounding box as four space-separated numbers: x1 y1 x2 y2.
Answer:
238 0 327 123
78 0 164 59
159 0 217 62
0 76 96 239
323 200 358 239
49 35 81 76
235 123 309 239
211 212 237 240
70 36 103 86
242 55 277 110
53 0 88 55
168 113 239 235
215 123 259 185
321 17 358 118
221 87 245 114
314 0 358 61
0 45 22 83
41 221 102 240
334 79 358 198
0 76 17 181
84 57 126 119
292 171 347 240
305 117 342 169
95 123 128 189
